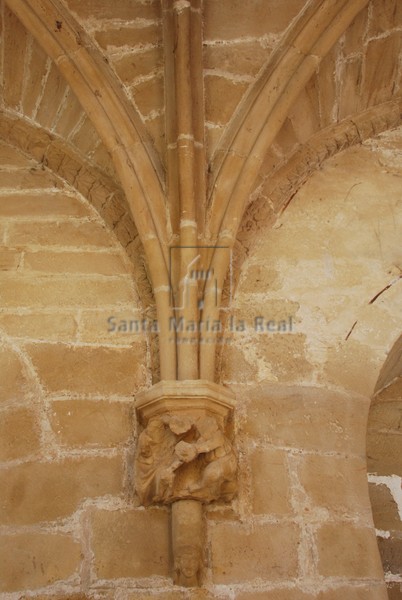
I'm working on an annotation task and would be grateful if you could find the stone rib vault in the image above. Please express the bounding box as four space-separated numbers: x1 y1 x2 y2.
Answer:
0 0 401 598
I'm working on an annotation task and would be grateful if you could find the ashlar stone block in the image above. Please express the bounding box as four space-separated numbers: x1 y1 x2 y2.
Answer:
90 508 170 579
0 532 80 592
317 523 384 578
28 344 145 395
297 454 372 519
210 522 299 584
250 447 292 515
0 456 123 524
50 399 132 448
0 407 40 461
0 348 33 404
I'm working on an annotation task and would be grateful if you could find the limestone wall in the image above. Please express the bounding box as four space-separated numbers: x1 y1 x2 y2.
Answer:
0 140 150 598
0 0 401 598
1 125 401 599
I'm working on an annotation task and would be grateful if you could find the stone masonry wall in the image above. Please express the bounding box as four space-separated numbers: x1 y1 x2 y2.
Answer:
1 127 399 599
1 1 402 597
0 140 151 598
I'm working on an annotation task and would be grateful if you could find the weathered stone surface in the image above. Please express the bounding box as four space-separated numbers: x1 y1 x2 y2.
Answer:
378 536 402 575
79 310 145 344
250 447 292 515
316 587 388 600
0 277 134 308
205 124 224 157
21 39 49 118
317 523 384 578
0 312 77 341
109 212 138 249
0 141 33 167
54 90 86 139
19 592 88 600
114 48 163 84
50 399 132 447
221 345 258 382
245 386 368 454
71 117 103 156
144 112 166 158
288 82 320 143
343 9 368 55
0 456 123 524
274 116 300 156
204 42 269 77
0 192 89 217
297 454 372 518
205 75 248 125
0 533 81 592
0 407 40 461
368 0 402 35
233 298 299 322
132 75 164 117
368 400 402 433
253 333 313 382
91 508 169 578
363 34 402 107
210 522 299 583
370 483 402 532
8 221 115 248
3 8 28 110
65 0 161 20
0 348 33 404
0 168 61 190
338 57 363 120
387 583 402 600
120 594 186 600
35 64 68 130
317 46 337 128
376 377 402 403
28 344 145 395
24 250 128 275
0 248 21 270
238 263 281 294
323 340 379 396
204 0 305 39
367 431 402 476
235 591 310 600
95 24 160 50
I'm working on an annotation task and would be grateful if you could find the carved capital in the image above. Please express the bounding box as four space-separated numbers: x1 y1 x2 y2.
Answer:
135 380 237 506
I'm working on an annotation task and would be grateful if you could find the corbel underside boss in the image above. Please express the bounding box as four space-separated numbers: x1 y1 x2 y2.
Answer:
135 380 237 587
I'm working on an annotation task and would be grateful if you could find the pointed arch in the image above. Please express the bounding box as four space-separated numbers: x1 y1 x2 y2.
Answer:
206 0 370 242
5 0 176 378
199 0 370 379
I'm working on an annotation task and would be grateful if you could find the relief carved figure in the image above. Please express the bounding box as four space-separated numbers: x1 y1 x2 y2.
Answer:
136 414 237 505
173 544 202 587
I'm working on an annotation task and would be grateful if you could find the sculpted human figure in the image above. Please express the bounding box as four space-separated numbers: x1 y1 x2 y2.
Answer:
136 418 165 505
136 413 237 504
136 415 195 504
174 544 202 587
136 417 179 504
187 416 237 501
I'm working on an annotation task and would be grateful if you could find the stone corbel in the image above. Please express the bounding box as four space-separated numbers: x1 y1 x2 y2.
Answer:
135 380 237 586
